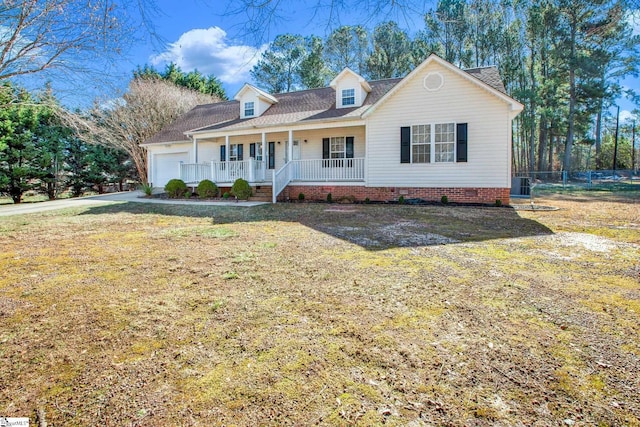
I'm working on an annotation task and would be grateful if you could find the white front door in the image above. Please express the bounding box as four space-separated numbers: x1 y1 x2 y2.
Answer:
292 140 301 160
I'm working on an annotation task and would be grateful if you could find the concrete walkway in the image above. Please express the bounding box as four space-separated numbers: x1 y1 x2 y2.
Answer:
0 191 268 217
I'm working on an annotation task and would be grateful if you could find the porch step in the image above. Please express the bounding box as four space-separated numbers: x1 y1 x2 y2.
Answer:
249 185 273 202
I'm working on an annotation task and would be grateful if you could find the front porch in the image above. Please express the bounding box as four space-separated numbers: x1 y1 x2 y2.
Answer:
180 158 365 186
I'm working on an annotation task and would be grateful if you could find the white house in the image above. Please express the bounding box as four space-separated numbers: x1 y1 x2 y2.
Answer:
141 54 523 204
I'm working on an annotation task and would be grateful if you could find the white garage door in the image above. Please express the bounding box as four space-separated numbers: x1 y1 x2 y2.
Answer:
153 152 189 187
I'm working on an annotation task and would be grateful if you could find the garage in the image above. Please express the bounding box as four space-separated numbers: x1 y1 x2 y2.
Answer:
152 152 189 187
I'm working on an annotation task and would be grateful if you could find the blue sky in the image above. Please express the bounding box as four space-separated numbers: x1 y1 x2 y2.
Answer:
42 0 640 121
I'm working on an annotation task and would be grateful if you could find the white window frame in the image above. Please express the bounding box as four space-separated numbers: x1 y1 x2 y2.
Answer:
341 89 355 106
229 144 239 162
434 123 455 163
411 122 456 164
253 141 262 161
330 136 346 158
244 101 255 117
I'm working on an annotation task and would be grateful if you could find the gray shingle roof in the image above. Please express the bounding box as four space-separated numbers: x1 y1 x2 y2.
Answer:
463 66 507 93
143 66 507 145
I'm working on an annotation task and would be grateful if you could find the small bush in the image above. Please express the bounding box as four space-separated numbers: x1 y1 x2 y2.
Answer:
165 179 187 199
495 199 502 207
139 182 153 197
364 197 370 204
184 190 192 198
298 192 305 201
326 193 332 203
231 178 252 200
222 192 230 199
197 180 218 199
398 195 405 204
441 195 449 204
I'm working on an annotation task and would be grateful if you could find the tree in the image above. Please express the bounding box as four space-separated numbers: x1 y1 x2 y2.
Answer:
366 22 413 79
423 0 470 67
64 78 219 183
324 25 370 76
250 34 306 93
134 63 228 100
0 83 41 203
0 0 155 81
299 36 329 89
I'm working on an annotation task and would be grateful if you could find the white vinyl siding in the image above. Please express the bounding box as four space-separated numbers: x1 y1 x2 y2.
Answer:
366 61 512 188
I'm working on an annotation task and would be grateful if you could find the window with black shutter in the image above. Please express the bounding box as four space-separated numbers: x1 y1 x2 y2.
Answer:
400 127 410 163
456 123 467 162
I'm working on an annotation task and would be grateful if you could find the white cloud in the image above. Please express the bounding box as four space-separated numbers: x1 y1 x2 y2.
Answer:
150 27 266 85
619 109 635 123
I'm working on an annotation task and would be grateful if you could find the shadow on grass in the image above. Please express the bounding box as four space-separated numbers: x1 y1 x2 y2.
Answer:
79 201 554 250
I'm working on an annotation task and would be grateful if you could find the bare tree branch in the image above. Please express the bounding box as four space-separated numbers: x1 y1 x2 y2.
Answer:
60 78 219 182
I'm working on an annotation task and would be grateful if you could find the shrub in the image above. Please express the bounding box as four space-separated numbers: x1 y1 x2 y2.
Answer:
398 195 405 204
139 182 153 197
222 192 230 199
165 179 187 199
231 178 252 200
326 193 332 203
197 180 218 199
364 197 370 204
298 192 305 201
495 199 502 207
441 195 449 204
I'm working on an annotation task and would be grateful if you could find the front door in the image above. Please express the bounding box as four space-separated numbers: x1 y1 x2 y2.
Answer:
292 140 301 160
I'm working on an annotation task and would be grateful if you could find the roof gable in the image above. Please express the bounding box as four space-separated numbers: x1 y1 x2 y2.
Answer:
362 54 523 118
233 83 278 104
329 67 372 92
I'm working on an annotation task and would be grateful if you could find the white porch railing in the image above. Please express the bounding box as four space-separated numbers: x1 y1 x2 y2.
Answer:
211 159 267 183
180 159 267 184
290 158 365 181
180 163 211 183
272 162 293 203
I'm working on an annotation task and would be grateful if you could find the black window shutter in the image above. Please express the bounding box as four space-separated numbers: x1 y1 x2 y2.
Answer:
322 138 330 159
238 144 244 161
249 143 256 158
456 123 468 162
400 127 411 163
346 137 354 158
268 142 275 169
220 145 226 162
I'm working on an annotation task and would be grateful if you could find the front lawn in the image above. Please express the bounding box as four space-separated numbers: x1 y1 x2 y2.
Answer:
0 198 638 425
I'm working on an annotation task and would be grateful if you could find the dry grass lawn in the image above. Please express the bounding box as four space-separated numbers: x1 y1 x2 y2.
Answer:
0 195 638 426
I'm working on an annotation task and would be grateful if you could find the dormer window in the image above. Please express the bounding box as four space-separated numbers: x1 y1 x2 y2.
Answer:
244 101 255 117
342 89 355 106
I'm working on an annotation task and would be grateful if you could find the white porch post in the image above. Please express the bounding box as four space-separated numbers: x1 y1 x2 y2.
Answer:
261 132 267 178
193 137 198 163
288 129 293 164
225 135 230 182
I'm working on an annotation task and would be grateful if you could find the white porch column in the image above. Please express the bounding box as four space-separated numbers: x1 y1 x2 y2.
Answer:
288 129 293 163
225 135 230 182
193 137 198 163
261 132 267 178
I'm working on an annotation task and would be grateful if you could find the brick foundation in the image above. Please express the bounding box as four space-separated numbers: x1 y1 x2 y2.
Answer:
281 185 510 205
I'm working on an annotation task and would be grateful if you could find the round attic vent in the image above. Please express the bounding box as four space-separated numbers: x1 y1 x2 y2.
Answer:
423 72 444 91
